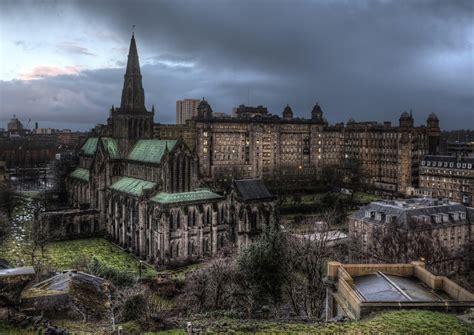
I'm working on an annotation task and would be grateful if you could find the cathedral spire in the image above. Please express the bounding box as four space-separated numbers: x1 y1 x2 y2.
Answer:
120 32 146 113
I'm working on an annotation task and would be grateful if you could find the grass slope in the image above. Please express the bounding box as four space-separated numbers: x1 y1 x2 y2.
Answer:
45 237 157 277
151 310 473 334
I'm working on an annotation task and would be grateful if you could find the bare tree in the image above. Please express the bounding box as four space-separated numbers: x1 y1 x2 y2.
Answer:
351 221 453 275
286 209 345 319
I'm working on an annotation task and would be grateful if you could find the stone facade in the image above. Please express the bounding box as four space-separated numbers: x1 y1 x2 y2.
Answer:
185 105 440 194
348 198 474 258
64 34 275 264
417 155 474 206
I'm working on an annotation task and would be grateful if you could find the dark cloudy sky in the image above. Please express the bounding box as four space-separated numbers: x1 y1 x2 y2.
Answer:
0 0 473 130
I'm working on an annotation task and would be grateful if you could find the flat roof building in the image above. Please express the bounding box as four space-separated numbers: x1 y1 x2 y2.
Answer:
325 261 474 320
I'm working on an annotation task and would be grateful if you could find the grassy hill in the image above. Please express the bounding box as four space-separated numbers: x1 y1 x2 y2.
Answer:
149 310 473 334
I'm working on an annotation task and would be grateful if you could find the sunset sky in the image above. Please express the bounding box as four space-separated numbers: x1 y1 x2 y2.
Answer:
0 0 472 130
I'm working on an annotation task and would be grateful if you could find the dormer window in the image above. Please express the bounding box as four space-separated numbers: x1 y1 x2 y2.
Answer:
365 210 371 218
375 212 382 221
431 214 441 223
450 212 459 221
442 214 449 223
460 212 466 220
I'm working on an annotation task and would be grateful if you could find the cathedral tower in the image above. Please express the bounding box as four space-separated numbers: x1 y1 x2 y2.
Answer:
108 33 154 153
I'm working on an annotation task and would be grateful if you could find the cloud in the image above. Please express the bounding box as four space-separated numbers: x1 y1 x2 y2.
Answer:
19 66 81 81
57 42 96 56
1 0 473 130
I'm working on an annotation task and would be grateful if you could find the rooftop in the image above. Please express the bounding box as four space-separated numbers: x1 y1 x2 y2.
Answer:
150 189 223 204
80 137 98 155
234 179 274 201
101 137 120 159
326 261 474 320
69 167 90 182
109 176 156 197
351 197 473 229
127 139 177 164
371 198 457 210
353 272 449 302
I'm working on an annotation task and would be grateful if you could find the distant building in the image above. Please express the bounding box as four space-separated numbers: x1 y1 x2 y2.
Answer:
7 115 26 136
176 99 200 124
32 128 56 135
232 104 272 118
417 155 474 206
325 261 474 320
348 198 473 259
447 141 474 157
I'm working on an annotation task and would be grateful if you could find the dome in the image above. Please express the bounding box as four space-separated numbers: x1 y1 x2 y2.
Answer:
427 112 438 120
400 111 410 119
282 104 293 119
198 97 210 109
312 103 322 114
197 97 213 118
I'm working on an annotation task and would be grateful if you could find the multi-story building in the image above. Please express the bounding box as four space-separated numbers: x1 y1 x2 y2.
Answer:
176 99 201 125
348 198 473 260
417 155 474 206
446 141 474 157
60 34 275 264
153 123 196 150
192 104 441 194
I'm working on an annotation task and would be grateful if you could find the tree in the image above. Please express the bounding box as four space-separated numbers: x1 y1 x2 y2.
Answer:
285 209 345 319
237 225 290 309
0 183 19 220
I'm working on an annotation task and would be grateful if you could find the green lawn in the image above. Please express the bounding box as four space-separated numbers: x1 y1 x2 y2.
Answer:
0 201 157 278
149 310 473 334
45 237 157 278
352 191 379 204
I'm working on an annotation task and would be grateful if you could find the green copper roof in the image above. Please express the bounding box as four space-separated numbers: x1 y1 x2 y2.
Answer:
151 189 223 204
109 177 156 197
101 137 120 159
127 139 178 164
69 168 90 182
81 137 99 155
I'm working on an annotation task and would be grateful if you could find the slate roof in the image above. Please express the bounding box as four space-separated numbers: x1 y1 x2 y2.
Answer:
109 177 156 197
127 139 178 164
81 137 99 155
350 198 471 229
234 179 274 201
151 189 223 204
101 137 120 159
69 168 90 182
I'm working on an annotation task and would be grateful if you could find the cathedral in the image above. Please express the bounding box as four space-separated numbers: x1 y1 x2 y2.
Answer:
64 34 276 264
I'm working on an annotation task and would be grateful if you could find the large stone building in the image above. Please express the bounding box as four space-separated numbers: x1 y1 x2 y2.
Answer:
65 34 275 264
189 106 440 194
348 198 473 261
417 155 474 206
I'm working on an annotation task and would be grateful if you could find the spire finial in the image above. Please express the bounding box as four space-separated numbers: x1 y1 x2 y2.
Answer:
132 24 135 36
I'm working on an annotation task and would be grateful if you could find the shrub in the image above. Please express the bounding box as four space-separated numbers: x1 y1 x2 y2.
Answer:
85 257 136 287
122 294 147 322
